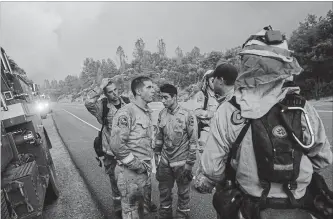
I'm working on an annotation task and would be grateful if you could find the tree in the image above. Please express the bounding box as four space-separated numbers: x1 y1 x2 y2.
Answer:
289 10 333 99
175 46 184 65
201 51 223 69
44 79 50 89
51 79 58 89
157 39 166 58
133 38 145 60
175 46 184 58
7 56 27 75
188 46 201 61
106 58 118 78
116 46 126 73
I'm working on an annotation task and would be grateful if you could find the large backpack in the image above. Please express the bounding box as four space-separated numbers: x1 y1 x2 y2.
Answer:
217 94 333 219
227 94 306 208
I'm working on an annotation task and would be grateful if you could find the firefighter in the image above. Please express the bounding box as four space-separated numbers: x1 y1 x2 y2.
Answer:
109 76 157 219
85 78 128 215
195 26 333 219
194 63 238 192
154 84 198 219
193 70 219 154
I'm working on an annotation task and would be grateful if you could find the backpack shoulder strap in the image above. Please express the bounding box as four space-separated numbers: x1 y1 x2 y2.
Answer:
120 96 130 104
228 96 250 159
225 96 251 183
203 90 209 110
101 98 109 126
228 96 241 110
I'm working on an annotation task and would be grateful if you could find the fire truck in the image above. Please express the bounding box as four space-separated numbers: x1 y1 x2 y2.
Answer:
1 47 59 218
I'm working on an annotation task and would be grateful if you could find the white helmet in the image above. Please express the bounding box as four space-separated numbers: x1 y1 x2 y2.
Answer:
240 25 293 63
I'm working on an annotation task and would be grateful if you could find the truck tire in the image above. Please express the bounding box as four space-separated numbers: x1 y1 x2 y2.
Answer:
42 130 60 204
45 161 60 204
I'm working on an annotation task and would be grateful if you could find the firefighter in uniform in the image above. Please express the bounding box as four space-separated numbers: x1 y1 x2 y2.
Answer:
193 70 219 154
154 84 198 219
85 78 128 215
194 63 238 192
109 76 157 219
196 26 333 219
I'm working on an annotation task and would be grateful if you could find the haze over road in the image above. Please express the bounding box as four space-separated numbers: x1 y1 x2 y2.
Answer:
51 101 332 219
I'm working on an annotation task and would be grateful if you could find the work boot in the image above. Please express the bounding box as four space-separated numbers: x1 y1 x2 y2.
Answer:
144 202 158 215
159 206 173 219
175 207 190 219
113 196 122 218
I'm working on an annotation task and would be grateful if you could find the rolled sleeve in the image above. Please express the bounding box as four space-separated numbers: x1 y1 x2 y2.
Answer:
303 102 332 172
186 111 198 166
84 87 103 123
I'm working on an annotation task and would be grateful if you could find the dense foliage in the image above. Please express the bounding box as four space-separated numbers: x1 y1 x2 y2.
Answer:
10 10 333 101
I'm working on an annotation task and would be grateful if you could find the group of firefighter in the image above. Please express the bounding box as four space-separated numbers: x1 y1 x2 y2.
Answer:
84 26 333 219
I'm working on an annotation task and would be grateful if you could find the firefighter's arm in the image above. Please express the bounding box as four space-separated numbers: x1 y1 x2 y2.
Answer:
84 86 103 122
303 102 333 172
201 106 231 184
110 109 148 173
186 111 198 166
194 91 215 120
154 110 164 155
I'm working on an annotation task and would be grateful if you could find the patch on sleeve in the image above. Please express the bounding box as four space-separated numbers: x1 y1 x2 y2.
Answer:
117 115 128 128
231 110 245 125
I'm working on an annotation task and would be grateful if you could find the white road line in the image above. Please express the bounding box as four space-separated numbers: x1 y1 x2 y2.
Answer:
317 110 333 113
62 109 99 131
61 108 157 173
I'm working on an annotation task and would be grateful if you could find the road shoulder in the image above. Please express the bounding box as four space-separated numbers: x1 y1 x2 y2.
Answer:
42 115 103 219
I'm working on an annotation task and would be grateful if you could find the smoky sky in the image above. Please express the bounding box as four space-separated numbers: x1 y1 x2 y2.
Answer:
1 1 331 85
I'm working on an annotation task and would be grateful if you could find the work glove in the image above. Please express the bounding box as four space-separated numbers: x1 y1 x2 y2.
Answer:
154 153 161 167
194 172 215 194
179 164 193 184
154 153 161 181
126 157 150 174
310 172 333 217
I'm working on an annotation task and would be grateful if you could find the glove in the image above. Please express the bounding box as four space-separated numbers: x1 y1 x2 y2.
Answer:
126 157 148 174
179 164 193 184
154 153 160 167
194 172 215 194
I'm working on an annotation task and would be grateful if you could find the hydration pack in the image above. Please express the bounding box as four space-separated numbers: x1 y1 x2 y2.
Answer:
227 93 307 211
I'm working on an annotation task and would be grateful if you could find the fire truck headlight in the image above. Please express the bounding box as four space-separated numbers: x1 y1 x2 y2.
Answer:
37 103 44 111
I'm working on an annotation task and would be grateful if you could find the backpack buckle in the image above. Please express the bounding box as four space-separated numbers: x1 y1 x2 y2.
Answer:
281 106 314 149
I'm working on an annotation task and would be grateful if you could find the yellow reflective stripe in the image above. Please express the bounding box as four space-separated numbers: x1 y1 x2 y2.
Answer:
177 207 190 212
243 44 291 57
155 139 163 145
162 205 171 209
121 153 135 164
239 50 293 63
169 160 186 167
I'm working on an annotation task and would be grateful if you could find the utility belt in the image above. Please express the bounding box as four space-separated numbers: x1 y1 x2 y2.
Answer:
117 159 151 166
213 182 331 219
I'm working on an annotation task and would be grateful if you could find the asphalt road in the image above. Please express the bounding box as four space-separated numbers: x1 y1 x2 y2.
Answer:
51 100 332 219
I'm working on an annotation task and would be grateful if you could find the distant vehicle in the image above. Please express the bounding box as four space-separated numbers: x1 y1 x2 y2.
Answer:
35 95 52 119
